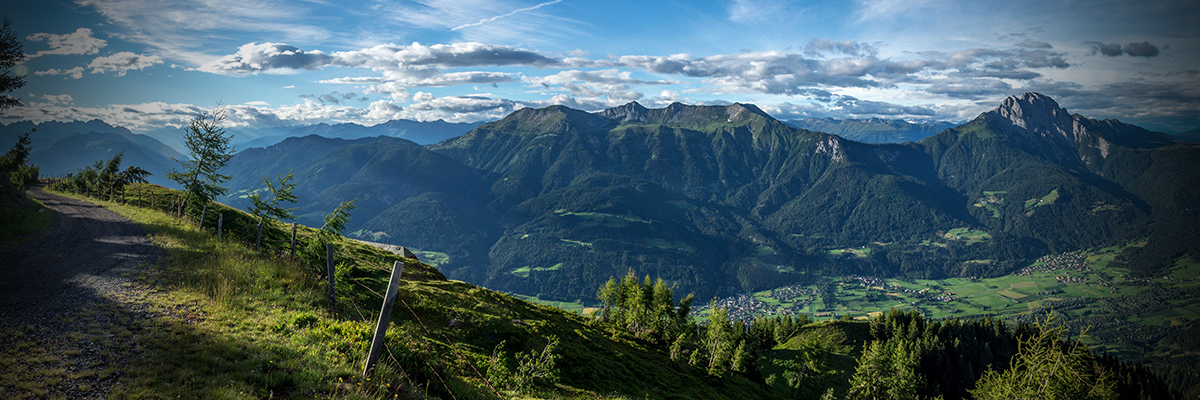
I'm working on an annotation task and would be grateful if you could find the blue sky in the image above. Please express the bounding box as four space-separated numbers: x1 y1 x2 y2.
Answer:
2 0 1198 133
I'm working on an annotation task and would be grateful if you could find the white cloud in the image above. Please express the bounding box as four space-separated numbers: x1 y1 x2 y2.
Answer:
199 41 558 78
198 42 332 74
26 28 107 58
365 100 405 123
35 66 85 79
363 82 412 102
41 94 75 105
398 92 522 122
75 0 329 66
0 101 203 131
88 51 163 76
333 42 560 70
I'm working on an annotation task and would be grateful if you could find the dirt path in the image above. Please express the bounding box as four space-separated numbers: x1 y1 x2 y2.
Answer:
0 185 161 399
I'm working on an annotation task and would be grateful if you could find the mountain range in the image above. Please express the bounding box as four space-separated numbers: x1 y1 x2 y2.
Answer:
0 118 483 187
784 117 955 143
216 93 1199 302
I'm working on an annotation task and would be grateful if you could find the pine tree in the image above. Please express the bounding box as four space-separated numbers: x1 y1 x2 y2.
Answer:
1 18 25 110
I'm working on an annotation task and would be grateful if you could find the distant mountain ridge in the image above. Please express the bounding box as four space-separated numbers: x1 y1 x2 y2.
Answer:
236 119 482 149
220 92 1200 304
1172 127 1200 143
785 117 955 143
0 120 184 186
0 118 483 187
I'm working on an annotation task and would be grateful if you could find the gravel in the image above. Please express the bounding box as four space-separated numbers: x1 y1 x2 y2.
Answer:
0 185 162 399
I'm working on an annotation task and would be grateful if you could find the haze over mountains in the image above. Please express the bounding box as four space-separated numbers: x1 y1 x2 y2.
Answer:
784 118 955 143
211 93 1196 303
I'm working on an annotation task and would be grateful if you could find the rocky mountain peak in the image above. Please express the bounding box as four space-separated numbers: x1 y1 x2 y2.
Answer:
597 101 650 123
993 92 1072 131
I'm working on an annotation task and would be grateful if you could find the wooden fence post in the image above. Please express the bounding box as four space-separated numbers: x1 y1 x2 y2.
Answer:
363 260 404 376
255 219 264 251
217 213 223 239
199 204 208 232
290 222 297 257
327 243 337 314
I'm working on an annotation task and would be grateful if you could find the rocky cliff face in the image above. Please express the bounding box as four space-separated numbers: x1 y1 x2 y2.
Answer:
984 92 1173 170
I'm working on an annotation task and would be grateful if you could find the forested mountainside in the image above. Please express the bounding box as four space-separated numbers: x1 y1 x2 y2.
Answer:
222 93 1200 303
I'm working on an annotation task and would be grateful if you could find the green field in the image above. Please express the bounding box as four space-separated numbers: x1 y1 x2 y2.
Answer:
510 262 565 277
705 240 1193 323
512 294 591 315
645 237 695 253
1023 188 1060 213
943 227 991 244
555 209 649 228
973 191 1006 218
826 247 871 258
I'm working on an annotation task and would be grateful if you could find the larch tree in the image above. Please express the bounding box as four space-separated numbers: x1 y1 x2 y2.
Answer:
166 107 235 215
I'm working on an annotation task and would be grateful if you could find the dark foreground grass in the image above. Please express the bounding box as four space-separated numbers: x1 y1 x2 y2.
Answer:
0 193 52 243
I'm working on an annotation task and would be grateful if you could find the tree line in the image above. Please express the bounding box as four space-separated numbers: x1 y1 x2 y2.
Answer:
592 274 1179 399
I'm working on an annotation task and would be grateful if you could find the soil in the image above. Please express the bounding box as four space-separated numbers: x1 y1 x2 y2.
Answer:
0 185 161 399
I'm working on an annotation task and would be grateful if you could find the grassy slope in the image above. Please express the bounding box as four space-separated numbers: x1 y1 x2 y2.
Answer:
0 181 52 243
50 184 782 400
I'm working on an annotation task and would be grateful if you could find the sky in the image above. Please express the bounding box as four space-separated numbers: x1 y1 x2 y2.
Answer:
1 0 1198 134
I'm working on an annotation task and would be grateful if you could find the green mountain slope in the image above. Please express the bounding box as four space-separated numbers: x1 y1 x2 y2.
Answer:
223 135 499 270
222 94 1200 304
42 184 1177 399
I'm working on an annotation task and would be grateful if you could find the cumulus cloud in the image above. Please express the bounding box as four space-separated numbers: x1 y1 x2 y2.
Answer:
1123 41 1161 58
333 42 559 70
40 94 75 104
925 79 1013 99
75 0 330 66
380 71 517 87
365 100 405 122
35 66 85 79
0 101 203 131
943 47 1069 70
26 28 107 58
399 93 523 122
524 69 668 102
199 41 558 77
198 42 332 74
88 52 163 76
805 38 878 57
615 52 881 95
1086 41 1162 58
299 91 364 105
363 82 412 102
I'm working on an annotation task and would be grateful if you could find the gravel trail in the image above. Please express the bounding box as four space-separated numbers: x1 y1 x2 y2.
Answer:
0 185 161 399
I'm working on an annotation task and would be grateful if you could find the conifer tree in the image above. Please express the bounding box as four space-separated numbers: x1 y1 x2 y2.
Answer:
167 107 234 215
